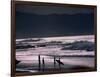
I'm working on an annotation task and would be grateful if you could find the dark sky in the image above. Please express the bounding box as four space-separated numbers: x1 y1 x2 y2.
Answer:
16 4 94 39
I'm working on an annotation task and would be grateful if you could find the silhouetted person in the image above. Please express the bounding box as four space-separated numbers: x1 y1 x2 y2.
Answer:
56 59 64 65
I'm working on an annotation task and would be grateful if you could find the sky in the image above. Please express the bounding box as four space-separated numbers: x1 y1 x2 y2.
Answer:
16 4 94 39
